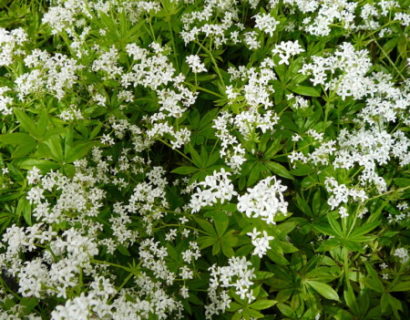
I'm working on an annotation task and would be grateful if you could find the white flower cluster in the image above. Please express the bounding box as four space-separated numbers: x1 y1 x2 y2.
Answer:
393 248 409 264
324 177 368 212
302 0 357 36
387 202 410 224
272 41 305 65
0 87 13 116
247 228 274 258
293 41 410 198
212 59 280 171
180 1 243 48
333 127 410 191
16 49 82 100
287 93 309 110
325 177 368 218
253 12 279 36
237 176 288 224
282 0 398 36
189 169 237 213
92 45 124 80
1 144 195 319
0 225 98 299
206 256 255 319
213 111 247 171
186 54 207 73
123 43 197 149
0 27 27 66
301 42 372 100
51 273 183 320
228 60 277 109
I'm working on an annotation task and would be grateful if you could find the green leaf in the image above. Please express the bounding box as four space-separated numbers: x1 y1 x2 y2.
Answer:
0 133 35 145
16 197 32 226
327 214 343 236
393 178 410 187
350 220 380 240
277 303 295 317
307 280 339 301
117 244 131 256
290 164 314 176
14 109 43 140
267 247 288 265
344 284 359 314
295 194 312 216
194 217 216 235
171 166 198 175
64 141 95 163
290 85 320 97
186 144 203 168
250 300 277 310
389 281 410 292
17 159 60 171
265 161 294 180
42 135 64 162
13 143 37 158
221 244 235 257
197 236 216 249
364 263 384 293
212 213 229 236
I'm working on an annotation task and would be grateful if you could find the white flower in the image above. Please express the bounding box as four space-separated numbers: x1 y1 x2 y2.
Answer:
338 207 349 218
206 256 255 318
394 248 409 263
272 41 304 65
237 176 288 224
186 54 207 73
27 167 42 185
325 177 368 211
247 228 274 258
189 169 237 213
253 13 279 36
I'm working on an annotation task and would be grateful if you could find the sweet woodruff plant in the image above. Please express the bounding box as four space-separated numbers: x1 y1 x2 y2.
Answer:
0 0 409 319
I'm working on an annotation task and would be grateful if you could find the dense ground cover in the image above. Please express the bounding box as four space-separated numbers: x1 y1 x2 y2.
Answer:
0 0 409 319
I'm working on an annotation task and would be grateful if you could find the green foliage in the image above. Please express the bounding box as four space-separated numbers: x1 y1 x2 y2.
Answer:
0 0 409 319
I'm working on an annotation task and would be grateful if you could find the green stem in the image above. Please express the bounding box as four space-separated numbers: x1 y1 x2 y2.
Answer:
116 272 133 292
168 19 179 71
367 185 410 202
157 138 194 164
371 36 406 82
0 276 21 301
91 259 131 272
195 41 224 85
184 82 224 98
155 223 207 235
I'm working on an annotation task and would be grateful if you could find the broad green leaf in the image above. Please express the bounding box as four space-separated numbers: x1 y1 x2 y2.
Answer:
364 263 384 293
265 161 294 180
277 303 295 317
389 281 410 292
250 300 277 310
42 135 64 162
13 142 37 158
307 280 339 301
327 214 343 236
197 236 216 249
171 166 198 175
17 159 60 171
291 85 321 97
212 213 229 236
16 197 32 226
0 133 35 145
64 141 95 163
194 217 215 235
14 109 43 140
